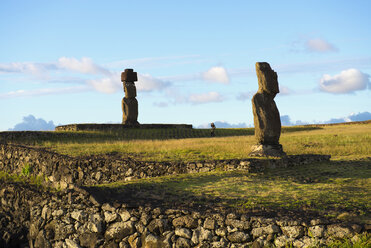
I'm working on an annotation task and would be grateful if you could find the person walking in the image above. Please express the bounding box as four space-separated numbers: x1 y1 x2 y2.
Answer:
210 122 216 137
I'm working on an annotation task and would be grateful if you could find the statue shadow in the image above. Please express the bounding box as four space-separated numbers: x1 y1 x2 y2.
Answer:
83 158 370 218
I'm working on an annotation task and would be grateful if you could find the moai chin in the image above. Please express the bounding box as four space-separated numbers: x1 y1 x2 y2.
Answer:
249 62 286 157
121 69 140 127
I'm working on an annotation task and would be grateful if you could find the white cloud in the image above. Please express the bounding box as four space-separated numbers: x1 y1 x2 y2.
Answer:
319 68 370 93
306 38 337 53
188 91 224 104
161 66 230 84
8 115 55 131
58 57 110 75
0 62 53 79
87 73 121 94
136 74 170 92
0 57 111 76
202 66 230 84
0 86 90 99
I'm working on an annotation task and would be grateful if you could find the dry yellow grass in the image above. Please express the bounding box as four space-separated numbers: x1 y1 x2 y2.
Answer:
45 122 371 161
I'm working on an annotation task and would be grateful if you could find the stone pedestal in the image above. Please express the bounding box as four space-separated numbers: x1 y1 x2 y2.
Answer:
250 144 286 157
121 69 139 127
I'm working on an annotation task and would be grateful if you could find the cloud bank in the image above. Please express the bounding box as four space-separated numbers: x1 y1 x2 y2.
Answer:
281 112 371 126
325 111 371 124
9 115 56 131
280 115 293 126
320 68 370 93
1 57 174 97
1 57 232 102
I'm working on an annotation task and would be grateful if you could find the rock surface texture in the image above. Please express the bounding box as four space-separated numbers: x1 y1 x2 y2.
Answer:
121 69 139 126
0 179 366 248
251 62 286 157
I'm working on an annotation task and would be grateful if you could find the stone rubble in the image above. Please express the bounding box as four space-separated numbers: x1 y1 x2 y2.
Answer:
0 179 367 248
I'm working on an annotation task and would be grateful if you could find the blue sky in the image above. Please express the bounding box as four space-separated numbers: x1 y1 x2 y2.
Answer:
1 0 370 130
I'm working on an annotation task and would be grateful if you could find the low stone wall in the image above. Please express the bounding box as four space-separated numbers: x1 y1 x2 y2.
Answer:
55 123 193 131
0 179 367 248
0 143 330 189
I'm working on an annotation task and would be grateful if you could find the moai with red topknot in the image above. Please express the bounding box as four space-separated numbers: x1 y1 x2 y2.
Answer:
121 69 140 127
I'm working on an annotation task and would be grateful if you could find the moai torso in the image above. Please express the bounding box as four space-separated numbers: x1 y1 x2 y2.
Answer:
121 69 139 126
251 62 281 145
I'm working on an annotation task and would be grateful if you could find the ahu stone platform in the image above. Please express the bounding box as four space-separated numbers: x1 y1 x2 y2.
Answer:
55 123 193 131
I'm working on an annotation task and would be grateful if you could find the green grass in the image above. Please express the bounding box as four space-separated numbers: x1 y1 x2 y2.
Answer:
0 170 46 187
327 233 371 248
10 122 368 162
93 158 370 222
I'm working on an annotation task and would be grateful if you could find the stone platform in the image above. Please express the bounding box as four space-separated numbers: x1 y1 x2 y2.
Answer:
55 123 193 131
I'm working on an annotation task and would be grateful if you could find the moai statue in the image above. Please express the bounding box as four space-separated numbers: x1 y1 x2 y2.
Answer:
121 69 140 126
249 62 286 157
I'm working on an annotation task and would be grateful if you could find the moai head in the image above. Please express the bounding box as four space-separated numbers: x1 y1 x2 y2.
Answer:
121 69 138 98
121 69 138 83
255 62 279 95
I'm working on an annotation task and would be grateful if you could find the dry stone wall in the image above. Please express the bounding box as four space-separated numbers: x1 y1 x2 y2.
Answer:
0 179 367 248
2 141 367 247
0 142 330 189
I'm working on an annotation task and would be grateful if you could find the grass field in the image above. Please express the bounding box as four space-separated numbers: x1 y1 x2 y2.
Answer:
9 121 368 162
1 121 370 223
43 121 369 222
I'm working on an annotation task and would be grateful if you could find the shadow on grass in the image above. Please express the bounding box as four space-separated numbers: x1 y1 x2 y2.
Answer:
83 158 370 220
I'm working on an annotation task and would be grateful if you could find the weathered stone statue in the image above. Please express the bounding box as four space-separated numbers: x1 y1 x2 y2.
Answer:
121 69 139 126
250 62 286 157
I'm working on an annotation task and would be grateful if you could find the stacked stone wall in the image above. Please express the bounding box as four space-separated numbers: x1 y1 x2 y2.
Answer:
0 179 367 248
0 143 330 189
